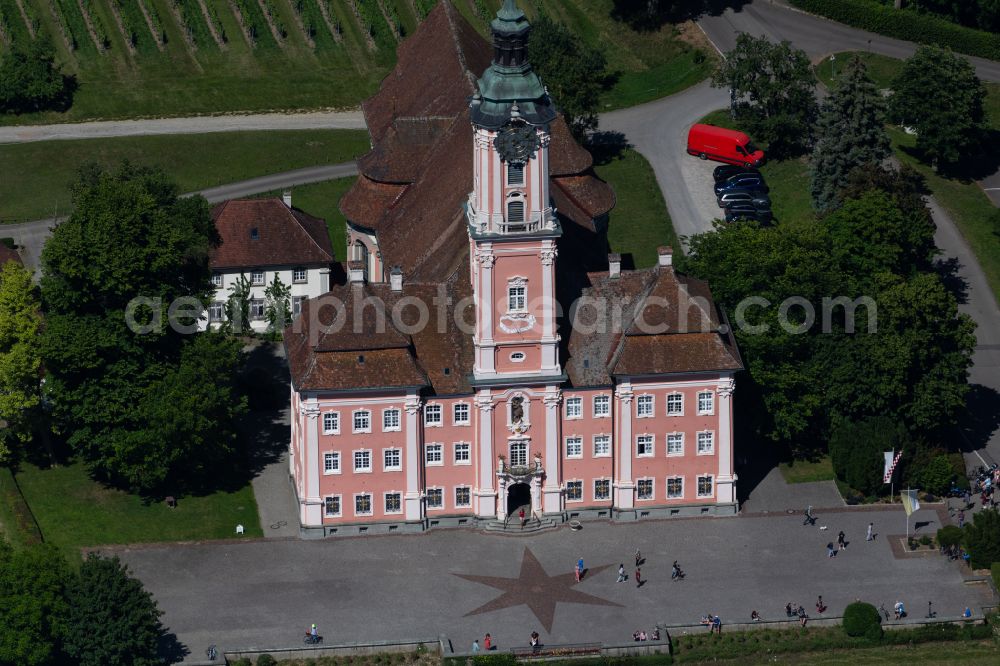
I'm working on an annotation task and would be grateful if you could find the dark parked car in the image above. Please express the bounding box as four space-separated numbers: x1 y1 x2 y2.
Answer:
717 190 771 208
714 173 769 196
724 200 773 224
713 164 760 183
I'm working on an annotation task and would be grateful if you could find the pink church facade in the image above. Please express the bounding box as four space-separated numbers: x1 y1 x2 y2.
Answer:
284 1 742 537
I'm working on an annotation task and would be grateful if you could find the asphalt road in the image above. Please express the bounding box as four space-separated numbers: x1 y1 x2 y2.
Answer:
698 0 1000 206
0 110 366 144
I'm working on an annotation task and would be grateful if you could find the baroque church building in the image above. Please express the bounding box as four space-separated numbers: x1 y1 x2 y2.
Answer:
284 0 742 537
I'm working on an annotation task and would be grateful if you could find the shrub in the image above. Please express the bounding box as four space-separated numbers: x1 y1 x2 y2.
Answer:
230 659 251 666
789 0 1000 61
963 509 1000 569
829 417 904 496
471 654 517 666
843 601 883 639
256 655 276 666
919 534 932 546
993 563 1000 592
907 453 954 495
938 525 963 549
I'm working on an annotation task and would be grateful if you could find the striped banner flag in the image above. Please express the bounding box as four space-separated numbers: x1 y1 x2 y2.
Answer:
883 450 902 483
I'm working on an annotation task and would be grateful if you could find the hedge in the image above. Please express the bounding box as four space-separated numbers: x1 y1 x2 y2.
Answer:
789 0 1000 61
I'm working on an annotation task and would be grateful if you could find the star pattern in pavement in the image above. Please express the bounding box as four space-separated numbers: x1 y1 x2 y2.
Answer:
453 547 622 632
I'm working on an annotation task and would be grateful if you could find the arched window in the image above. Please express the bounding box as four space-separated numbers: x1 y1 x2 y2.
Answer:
507 200 525 226
352 241 369 280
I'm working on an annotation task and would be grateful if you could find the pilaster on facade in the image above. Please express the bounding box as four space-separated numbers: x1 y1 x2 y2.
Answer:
716 375 737 504
542 387 563 514
300 400 323 526
615 384 635 509
474 392 496 518
404 395 423 521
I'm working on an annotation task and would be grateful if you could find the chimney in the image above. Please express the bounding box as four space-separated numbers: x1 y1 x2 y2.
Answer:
608 253 621 279
389 266 403 292
282 189 292 208
347 260 365 283
657 246 673 267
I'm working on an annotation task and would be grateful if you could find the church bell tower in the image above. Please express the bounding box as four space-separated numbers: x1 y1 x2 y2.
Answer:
468 0 561 382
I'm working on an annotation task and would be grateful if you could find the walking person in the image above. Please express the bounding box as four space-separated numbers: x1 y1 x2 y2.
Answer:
866 522 874 541
578 557 585 581
827 542 836 558
519 507 525 529
617 563 627 582
472 640 480 653
484 634 492 651
635 549 642 567
837 531 847 551
803 505 814 525
958 509 965 528
635 567 642 587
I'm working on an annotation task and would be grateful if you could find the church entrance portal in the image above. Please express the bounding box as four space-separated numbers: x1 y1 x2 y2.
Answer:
507 482 531 517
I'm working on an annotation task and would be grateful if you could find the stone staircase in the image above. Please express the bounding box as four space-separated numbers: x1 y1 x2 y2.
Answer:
482 505 560 534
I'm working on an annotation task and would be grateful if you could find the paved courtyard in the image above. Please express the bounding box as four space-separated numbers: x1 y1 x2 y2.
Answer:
113 506 991 661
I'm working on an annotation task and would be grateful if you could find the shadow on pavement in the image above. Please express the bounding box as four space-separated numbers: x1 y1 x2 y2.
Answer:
158 630 188 664
610 0 751 31
957 383 1000 464
934 256 969 304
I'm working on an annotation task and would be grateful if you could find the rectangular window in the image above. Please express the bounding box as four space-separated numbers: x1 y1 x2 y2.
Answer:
383 408 401 432
454 442 471 464
424 404 442 426
453 403 470 425
697 431 715 455
384 493 401 514
593 435 611 457
593 395 610 417
667 433 684 456
667 477 684 499
637 478 654 500
292 268 308 283
323 452 340 475
355 493 372 515
636 395 654 418
508 284 526 312
208 301 225 322
352 410 371 433
697 476 714 498
292 296 304 318
637 434 654 457
353 450 371 473
455 486 471 507
565 397 582 419
426 488 443 509
698 391 715 415
594 479 611 501
507 200 525 224
211 273 223 287
323 411 340 435
251 270 265 286
250 299 266 320
565 437 582 459
383 448 401 471
324 495 341 517
510 441 528 466
566 481 582 502
667 393 683 416
425 443 443 465
508 162 525 185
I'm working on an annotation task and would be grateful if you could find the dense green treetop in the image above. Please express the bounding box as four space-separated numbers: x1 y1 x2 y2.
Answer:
0 40 73 115
0 261 43 465
889 45 986 169
0 541 71 666
811 56 891 212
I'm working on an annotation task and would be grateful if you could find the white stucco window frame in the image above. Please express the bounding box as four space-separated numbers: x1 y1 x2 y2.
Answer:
697 390 715 416
697 474 715 498
424 403 444 428
667 476 684 499
323 451 342 475
382 447 402 472
636 477 655 501
593 434 612 458
636 434 655 458
636 394 655 419
696 430 715 456
323 494 342 517
564 436 583 460
382 408 402 432
453 402 471 426
425 443 444 467
453 442 472 466
322 411 340 435
352 410 371 434
565 396 583 420
565 479 584 503
425 487 445 511
383 491 403 515
666 432 684 457
352 448 373 474
666 392 684 417
353 492 373 516
592 395 611 418
593 478 612 501
454 486 472 508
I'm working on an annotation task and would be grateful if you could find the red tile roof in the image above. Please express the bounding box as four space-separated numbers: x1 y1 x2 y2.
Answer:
209 199 335 270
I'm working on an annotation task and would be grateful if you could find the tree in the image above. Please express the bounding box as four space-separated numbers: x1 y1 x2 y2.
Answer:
889 46 986 169
40 162 245 493
0 261 43 464
828 417 904 496
527 13 609 139
64 554 163 666
0 40 74 114
0 539 71 665
224 273 252 335
962 509 1000 569
811 56 891 211
711 33 818 157
263 273 291 334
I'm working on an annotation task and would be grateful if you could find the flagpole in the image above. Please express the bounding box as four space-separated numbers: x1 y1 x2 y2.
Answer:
905 487 909 539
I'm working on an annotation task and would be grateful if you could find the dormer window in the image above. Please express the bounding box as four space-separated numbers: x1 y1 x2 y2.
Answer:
250 227 259 241
508 162 524 185
251 270 265 286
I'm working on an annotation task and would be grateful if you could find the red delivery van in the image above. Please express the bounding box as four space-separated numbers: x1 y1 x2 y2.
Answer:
687 123 765 167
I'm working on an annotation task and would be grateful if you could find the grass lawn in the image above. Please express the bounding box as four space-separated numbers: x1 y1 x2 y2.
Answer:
256 177 357 261
11 461 262 561
0 130 370 222
0 466 43 549
814 51 904 89
785 641 999 665
779 455 835 484
593 145 678 268
697 109 815 226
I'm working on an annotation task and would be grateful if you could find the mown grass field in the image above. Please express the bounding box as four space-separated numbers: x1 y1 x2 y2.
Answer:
9 461 262 562
0 0 713 124
0 128 369 221
779 455 835 484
